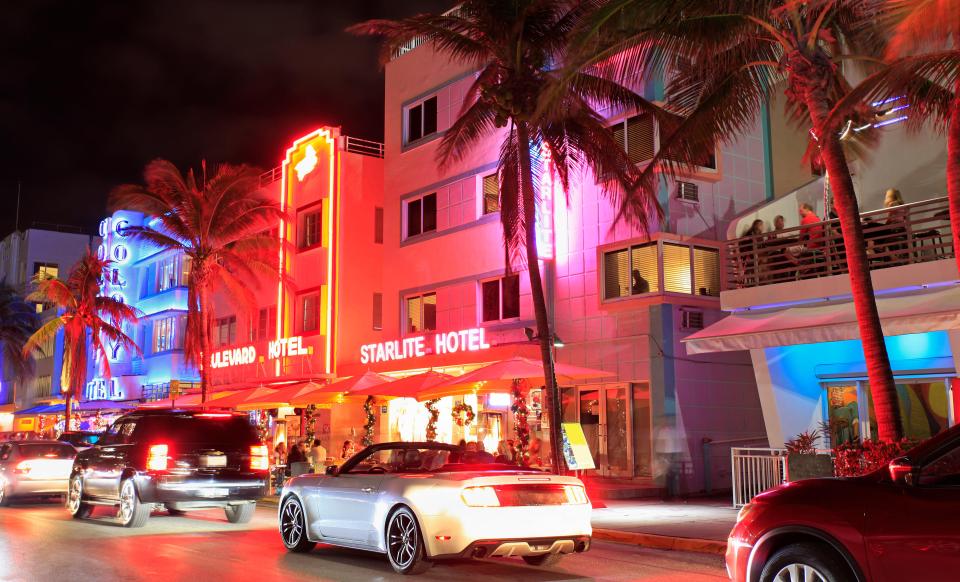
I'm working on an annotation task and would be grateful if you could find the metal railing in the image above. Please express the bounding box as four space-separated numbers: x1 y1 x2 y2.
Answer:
259 166 282 187
344 136 384 158
726 196 954 289
731 447 787 508
392 6 464 59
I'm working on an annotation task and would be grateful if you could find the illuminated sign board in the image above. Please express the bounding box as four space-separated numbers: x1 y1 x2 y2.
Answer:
96 213 140 361
294 144 318 181
359 328 492 365
209 335 311 369
85 377 124 401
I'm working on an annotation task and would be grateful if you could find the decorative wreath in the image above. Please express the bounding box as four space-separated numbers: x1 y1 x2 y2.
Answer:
424 399 441 441
451 401 476 427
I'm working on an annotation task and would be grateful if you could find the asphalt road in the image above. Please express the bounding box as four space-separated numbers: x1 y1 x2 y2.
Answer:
0 500 727 581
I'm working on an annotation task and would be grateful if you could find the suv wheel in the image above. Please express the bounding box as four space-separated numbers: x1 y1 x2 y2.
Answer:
66 475 93 519
224 502 256 524
761 542 850 582
0 479 10 507
386 506 432 575
117 478 150 528
280 497 316 553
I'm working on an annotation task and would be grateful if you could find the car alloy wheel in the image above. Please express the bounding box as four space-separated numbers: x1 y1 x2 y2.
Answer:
772 563 828 582
66 476 81 514
388 511 418 570
280 497 316 553
0 480 7 507
119 480 135 523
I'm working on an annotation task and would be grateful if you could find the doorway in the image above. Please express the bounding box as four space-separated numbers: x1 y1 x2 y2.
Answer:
561 383 649 477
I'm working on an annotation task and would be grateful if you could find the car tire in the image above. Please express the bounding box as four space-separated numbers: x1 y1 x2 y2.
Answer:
0 479 10 507
386 506 432 575
760 542 851 582
117 478 150 528
224 502 256 524
522 553 564 567
279 496 316 553
66 475 93 519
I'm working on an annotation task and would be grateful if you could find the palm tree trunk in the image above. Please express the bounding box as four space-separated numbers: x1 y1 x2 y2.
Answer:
805 91 903 442
516 122 565 474
948 91 960 277
199 285 211 404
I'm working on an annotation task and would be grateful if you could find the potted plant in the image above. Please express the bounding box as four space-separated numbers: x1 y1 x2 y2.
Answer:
784 430 834 481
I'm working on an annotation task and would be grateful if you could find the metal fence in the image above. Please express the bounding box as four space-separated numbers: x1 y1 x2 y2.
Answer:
731 447 787 508
344 136 384 158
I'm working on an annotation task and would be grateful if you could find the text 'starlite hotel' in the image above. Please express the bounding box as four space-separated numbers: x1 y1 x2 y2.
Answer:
10 28 958 496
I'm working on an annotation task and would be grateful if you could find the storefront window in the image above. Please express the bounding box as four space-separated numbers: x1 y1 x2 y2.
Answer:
825 384 861 446
830 379 954 444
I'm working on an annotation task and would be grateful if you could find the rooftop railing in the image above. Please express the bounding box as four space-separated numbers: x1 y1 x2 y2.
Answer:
726 196 954 289
258 135 385 187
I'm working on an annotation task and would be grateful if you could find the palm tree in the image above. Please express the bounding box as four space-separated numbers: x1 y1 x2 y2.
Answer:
24 252 140 426
351 0 664 472
830 0 960 277
111 160 281 403
0 282 39 407
592 0 904 441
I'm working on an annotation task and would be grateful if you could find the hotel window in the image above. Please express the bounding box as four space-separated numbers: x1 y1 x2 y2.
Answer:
33 262 58 279
373 293 383 330
299 210 322 249
250 306 277 341
481 275 520 322
374 207 384 244
481 173 500 215
152 315 183 353
405 193 437 238
692 246 721 297
150 255 191 294
406 292 437 333
611 114 655 164
603 243 659 299
216 315 237 347
405 95 438 144
301 293 320 333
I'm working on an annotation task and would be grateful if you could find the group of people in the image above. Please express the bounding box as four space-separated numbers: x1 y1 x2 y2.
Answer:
275 438 358 476
739 189 911 283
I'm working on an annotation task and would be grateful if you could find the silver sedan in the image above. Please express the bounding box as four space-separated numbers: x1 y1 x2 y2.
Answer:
278 442 592 574
0 440 76 505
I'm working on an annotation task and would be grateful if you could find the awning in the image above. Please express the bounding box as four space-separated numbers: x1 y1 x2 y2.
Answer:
15 404 61 415
683 285 960 355
15 401 139 415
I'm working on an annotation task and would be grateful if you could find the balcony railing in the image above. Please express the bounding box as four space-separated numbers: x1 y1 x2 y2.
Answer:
258 135 385 187
726 196 954 289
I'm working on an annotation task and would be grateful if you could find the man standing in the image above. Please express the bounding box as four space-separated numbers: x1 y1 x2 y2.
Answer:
308 438 327 473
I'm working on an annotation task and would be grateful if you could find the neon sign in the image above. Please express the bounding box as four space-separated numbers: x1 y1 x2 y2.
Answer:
209 335 310 369
359 328 492 365
97 213 140 361
85 377 124 401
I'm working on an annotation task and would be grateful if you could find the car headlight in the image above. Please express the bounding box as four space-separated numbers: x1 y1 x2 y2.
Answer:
736 503 754 523
461 486 500 507
563 485 589 505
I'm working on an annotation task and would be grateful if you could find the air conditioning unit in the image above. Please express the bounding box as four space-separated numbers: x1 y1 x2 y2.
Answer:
676 181 699 203
680 309 704 330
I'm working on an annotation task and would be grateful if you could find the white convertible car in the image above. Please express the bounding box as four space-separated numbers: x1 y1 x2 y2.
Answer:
278 441 592 574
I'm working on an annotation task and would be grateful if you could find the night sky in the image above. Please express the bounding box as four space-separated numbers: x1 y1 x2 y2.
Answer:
1 0 451 237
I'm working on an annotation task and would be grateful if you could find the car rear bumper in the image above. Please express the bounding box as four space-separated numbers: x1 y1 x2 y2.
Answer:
4 477 68 496
433 535 592 560
136 474 267 506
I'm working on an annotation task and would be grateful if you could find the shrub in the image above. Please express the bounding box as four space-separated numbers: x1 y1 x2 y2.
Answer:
784 430 821 455
833 438 917 477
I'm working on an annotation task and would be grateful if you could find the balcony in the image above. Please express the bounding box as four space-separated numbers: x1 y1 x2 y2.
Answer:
726 196 954 290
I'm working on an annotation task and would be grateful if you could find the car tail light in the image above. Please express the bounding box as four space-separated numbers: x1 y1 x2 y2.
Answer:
13 460 32 475
563 485 589 505
461 486 500 507
146 444 170 472
195 413 232 418
250 445 269 471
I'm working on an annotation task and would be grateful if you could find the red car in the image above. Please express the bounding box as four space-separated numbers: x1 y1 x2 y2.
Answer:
727 425 960 582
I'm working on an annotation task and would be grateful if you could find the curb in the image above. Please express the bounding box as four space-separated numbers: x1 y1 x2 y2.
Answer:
592 528 727 555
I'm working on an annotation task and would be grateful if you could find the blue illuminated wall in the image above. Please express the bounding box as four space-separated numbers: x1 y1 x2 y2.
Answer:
763 331 953 443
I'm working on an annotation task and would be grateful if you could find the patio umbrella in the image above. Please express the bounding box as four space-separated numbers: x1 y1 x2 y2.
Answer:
202 386 281 409
234 381 325 411
418 356 613 399
289 371 395 406
348 371 453 399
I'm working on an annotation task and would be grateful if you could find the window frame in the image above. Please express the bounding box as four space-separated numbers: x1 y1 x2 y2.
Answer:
405 292 437 334
404 192 437 240
480 173 500 215
608 111 719 175
480 275 520 323
404 95 439 146
300 292 321 334
299 209 322 250
215 315 237 347
600 239 722 303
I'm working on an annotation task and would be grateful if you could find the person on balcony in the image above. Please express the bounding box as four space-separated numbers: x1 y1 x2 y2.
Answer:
880 188 909 262
784 203 824 277
739 220 766 285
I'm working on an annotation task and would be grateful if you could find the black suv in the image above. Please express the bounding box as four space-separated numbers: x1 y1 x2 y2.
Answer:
67 409 269 527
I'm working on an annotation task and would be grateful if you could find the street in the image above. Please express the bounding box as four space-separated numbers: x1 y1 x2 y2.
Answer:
0 501 727 581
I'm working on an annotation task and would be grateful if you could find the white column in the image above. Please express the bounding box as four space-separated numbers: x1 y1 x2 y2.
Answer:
750 349 782 448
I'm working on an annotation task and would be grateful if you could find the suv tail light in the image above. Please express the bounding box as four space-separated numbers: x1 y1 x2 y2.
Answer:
250 445 269 471
147 444 170 472
13 460 32 475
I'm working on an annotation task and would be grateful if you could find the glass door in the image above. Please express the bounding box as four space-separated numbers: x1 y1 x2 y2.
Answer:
571 385 635 477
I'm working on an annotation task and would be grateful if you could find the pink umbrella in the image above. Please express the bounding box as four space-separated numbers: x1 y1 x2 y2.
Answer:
290 371 395 406
204 386 281 409
348 371 453 399
418 356 613 399
235 381 326 410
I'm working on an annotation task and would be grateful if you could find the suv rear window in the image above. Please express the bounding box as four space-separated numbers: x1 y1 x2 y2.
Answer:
134 415 259 449
17 443 75 458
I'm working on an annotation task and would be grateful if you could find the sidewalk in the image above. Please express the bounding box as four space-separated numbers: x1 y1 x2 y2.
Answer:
590 497 736 555
260 495 736 555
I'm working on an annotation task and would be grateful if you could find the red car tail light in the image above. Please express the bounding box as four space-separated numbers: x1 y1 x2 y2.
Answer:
461 486 500 507
250 445 269 471
146 444 170 472
13 460 32 475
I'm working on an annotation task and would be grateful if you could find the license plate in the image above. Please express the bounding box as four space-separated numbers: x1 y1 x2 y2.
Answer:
200 455 227 467
198 488 229 498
